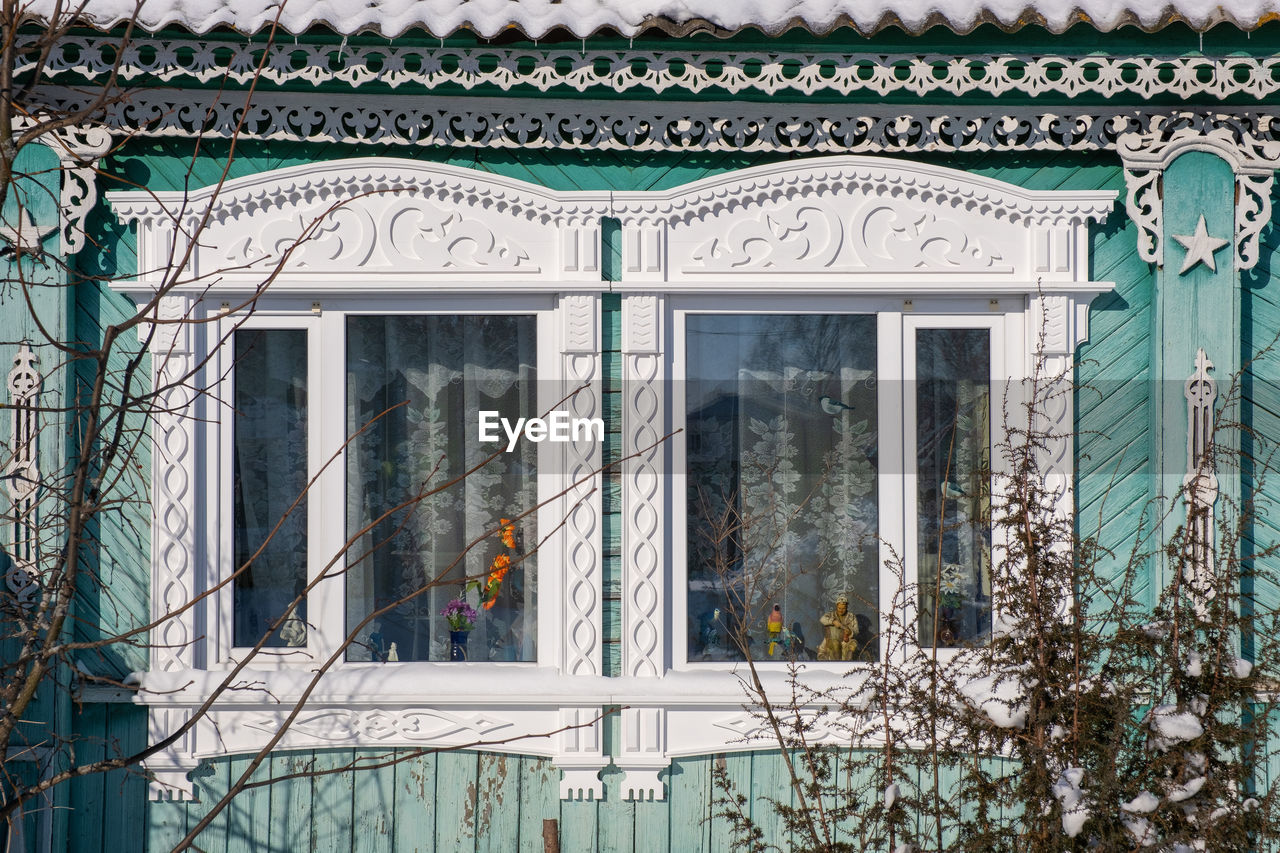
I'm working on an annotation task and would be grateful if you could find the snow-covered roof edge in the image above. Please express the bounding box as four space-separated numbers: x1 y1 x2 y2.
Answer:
23 0 1280 39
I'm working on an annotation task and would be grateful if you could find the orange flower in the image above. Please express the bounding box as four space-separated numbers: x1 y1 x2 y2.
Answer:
499 518 516 549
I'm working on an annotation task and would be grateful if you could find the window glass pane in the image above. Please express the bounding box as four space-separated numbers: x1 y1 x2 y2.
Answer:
345 316 537 662
686 314 879 663
233 329 308 648
917 328 991 647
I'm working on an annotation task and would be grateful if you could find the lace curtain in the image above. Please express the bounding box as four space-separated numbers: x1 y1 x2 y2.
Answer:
233 329 309 648
345 315 537 662
916 328 992 647
686 314 880 662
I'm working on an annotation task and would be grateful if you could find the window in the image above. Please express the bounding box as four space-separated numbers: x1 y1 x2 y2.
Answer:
218 305 547 665
673 305 1007 668
111 154 1112 799
343 314 538 662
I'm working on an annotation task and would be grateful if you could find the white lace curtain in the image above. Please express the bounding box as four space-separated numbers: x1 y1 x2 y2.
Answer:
344 315 537 662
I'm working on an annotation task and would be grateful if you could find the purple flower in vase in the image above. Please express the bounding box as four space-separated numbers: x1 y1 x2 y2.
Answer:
441 597 477 632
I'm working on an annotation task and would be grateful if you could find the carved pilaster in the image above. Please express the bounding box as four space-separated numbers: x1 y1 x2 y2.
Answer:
558 293 602 676
150 294 200 672
1118 126 1280 271
147 708 196 801
621 294 665 678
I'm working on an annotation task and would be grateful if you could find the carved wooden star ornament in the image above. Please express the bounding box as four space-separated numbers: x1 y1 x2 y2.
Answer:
1172 214 1230 275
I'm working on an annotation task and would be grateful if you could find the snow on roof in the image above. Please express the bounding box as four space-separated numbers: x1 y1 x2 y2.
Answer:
30 0 1280 38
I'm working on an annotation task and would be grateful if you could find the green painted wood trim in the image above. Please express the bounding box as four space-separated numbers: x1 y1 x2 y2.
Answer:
1152 151 1237 591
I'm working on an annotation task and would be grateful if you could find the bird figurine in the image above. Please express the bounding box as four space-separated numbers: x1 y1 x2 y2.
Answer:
699 608 723 657
766 604 783 656
819 395 855 416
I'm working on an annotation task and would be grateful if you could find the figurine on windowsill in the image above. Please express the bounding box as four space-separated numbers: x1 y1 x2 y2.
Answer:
817 593 857 661
766 604 783 655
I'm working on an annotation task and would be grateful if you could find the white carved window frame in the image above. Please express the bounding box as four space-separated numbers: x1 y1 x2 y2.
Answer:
608 156 1117 797
107 160 615 801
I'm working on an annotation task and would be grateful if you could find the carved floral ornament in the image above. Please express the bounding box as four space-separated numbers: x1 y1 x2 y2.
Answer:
109 155 1116 293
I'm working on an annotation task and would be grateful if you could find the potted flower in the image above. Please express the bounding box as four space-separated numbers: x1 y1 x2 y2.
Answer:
440 597 477 661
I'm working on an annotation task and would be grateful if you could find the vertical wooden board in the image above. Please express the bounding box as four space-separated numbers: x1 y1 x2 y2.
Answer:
68 703 107 853
557 795 597 853
267 751 315 853
186 758 231 853
631 767 672 853
516 755 559 852
594 764 634 853
310 749 356 853
749 751 788 850
666 755 711 853
474 753 519 853
392 749 437 853
225 755 272 853
101 705 148 852
433 751 479 853
708 753 751 853
352 752 396 853
145 793 188 852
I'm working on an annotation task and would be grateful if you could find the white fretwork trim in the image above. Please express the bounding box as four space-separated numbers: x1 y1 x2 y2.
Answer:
612 157 1114 285
37 86 1280 159
1118 126 1280 271
34 38 1280 103
4 344 42 606
148 294 200 674
14 121 112 256
109 158 610 291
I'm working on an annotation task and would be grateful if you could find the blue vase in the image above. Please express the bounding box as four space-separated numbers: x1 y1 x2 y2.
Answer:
449 630 469 661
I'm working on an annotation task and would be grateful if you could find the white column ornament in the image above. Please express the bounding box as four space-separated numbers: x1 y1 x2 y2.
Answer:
621 294 666 679
4 344 42 606
1183 348 1218 602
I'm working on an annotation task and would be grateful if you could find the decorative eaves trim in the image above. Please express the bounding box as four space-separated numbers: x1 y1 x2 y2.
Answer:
37 86 1280 159
32 38 1280 102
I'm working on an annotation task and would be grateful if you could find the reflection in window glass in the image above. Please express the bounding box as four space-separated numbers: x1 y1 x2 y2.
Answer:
345 316 537 662
917 328 991 647
233 329 308 648
686 315 879 663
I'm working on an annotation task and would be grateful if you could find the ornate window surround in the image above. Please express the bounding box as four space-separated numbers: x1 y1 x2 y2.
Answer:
108 160 616 801
606 157 1117 796
104 154 1116 801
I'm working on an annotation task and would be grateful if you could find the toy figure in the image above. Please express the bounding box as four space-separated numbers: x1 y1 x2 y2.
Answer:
766 604 783 655
817 593 857 661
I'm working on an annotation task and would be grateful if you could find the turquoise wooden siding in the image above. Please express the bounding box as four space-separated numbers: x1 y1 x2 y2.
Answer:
1242 181 1280 628
145 748 814 852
